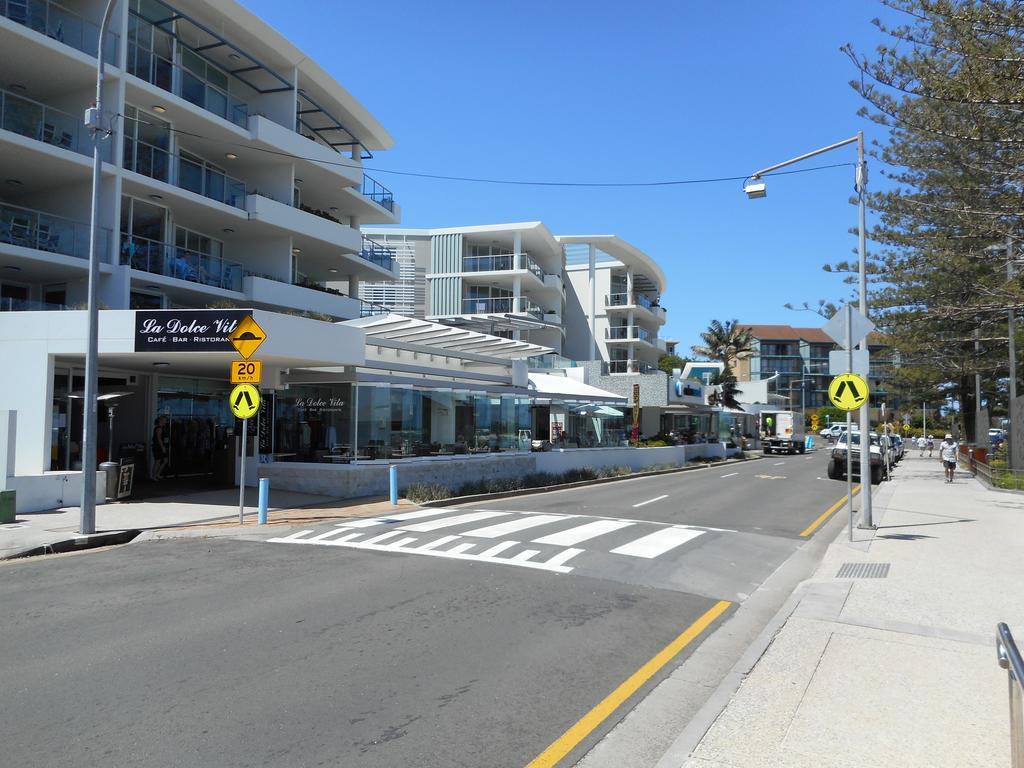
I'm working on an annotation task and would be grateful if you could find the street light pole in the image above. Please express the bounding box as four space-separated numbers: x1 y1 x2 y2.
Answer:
746 131 873 527
1008 235 1017 469
80 0 117 535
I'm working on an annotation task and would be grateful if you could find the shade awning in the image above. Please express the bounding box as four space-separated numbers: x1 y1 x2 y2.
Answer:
528 373 627 404
344 314 552 360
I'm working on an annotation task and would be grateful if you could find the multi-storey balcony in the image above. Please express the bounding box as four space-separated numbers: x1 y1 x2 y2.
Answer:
605 325 663 350
126 39 248 129
605 292 667 324
0 297 67 312
461 295 544 319
0 86 108 160
360 236 395 273
462 251 547 280
121 233 246 291
362 174 394 213
2 202 109 261
122 140 246 209
1 0 118 64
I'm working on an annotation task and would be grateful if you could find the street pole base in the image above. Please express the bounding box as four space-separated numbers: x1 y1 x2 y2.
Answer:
857 523 877 530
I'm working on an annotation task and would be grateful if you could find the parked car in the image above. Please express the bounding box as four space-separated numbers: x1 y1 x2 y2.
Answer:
827 430 886 484
819 424 845 441
989 428 1005 446
889 434 904 463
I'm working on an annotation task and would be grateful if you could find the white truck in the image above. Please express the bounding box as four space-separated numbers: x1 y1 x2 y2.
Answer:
760 410 806 454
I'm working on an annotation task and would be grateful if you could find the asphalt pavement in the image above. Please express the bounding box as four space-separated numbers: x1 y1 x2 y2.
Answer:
0 450 849 768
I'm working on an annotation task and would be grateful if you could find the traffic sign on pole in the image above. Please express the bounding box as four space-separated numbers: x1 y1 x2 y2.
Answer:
230 359 263 384
828 373 869 411
230 316 267 359
823 304 875 349
230 383 261 420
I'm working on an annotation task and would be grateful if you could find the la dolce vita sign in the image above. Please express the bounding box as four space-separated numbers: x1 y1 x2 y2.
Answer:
134 309 253 352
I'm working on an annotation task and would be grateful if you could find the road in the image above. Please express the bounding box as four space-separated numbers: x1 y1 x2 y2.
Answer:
1 451 845 768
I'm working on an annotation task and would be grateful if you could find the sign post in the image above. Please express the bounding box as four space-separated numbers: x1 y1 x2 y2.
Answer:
227 312 266 527
823 304 876 532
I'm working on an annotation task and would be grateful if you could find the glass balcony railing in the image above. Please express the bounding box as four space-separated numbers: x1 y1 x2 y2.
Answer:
1 0 118 63
1 201 108 259
359 298 391 317
464 252 546 280
126 42 248 129
123 140 246 209
605 292 657 310
362 173 394 212
461 296 543 317
0 87 108 159
360 236 395 272
606 325 653 342
0 297 67 311
120 233 244 291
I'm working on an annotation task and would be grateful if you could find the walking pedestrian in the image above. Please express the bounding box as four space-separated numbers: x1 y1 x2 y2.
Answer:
927 434 935 457
917 435 926 457
939 433 957 483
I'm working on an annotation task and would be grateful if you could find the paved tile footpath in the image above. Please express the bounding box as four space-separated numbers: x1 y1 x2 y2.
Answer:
658 453 1024 768
0 487 404 559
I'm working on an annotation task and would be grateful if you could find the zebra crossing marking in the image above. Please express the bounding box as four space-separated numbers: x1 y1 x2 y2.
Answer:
268 507 718 574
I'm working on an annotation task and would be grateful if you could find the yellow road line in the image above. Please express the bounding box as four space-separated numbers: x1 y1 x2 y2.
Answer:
799 485 861 538
524 599 732 768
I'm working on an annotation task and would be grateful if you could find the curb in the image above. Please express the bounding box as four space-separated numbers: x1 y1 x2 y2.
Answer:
1 529 141 561
419 454 764 507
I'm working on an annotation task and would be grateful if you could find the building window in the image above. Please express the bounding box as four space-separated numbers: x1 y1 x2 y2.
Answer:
123 105 171 182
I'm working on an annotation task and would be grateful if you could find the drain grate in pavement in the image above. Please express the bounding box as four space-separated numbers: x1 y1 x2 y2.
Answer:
836 562 891 579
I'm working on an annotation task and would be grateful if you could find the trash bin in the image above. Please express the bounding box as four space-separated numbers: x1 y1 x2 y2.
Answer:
0 490 14 524
100 461 120 501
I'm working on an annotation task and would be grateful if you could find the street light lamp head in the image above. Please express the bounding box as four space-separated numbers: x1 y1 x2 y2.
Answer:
744 180 767 199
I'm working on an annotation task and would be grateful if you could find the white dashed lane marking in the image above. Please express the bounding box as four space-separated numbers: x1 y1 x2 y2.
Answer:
632 494 669 508
720 472 738 478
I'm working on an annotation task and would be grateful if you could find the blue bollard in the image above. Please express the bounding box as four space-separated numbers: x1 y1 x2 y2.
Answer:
257 478 269 525
389 464 398 506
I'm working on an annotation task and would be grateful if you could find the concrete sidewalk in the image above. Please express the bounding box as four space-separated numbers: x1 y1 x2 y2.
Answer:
666 453 1022 768
0 486 404 559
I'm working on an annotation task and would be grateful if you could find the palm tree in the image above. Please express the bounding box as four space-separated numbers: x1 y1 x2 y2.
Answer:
691 319 754 364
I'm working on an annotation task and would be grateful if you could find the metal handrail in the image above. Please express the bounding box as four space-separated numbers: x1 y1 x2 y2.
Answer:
124 141 246 209
362 173 394 212
360 235 395 272
1 0 119 62
997 622 1024 767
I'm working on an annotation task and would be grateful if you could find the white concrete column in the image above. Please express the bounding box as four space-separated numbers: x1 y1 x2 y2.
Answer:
513 231 522 269
349 274 361 298
350 214 360 229
588 243 597 360
513 275 522 310
0 410 16 480
626 268 634 303
628 342 635 372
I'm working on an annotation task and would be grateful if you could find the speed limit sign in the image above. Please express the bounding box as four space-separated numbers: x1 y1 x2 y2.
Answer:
230 359 263 384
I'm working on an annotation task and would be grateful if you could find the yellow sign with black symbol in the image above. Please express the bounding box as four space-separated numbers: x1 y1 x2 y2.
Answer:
828 373 869 411
230 359 262 384
229 383 261 420
229 315 266 360
810 413 820 431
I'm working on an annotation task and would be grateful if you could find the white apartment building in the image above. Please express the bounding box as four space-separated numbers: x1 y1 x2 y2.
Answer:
558 235 667 373
362 222 565 353
0 0 400 321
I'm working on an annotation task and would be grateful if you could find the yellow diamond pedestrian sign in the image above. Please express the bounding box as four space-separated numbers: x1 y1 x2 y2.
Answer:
828 373 869 411
230 383 261 420
230 316 266 360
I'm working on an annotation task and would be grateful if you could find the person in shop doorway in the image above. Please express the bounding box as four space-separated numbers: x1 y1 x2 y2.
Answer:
150 416 169 481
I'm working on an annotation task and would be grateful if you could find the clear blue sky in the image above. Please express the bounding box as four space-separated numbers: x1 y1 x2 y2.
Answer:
241 0 896 352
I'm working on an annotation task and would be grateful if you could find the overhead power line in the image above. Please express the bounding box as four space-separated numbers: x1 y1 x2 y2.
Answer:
118 112 855 188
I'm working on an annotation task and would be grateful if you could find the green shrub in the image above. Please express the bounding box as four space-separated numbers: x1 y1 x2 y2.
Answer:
641 440 670 448
596 465 632 478
404 482 453 503
523 472 560 488
561 467 598 483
